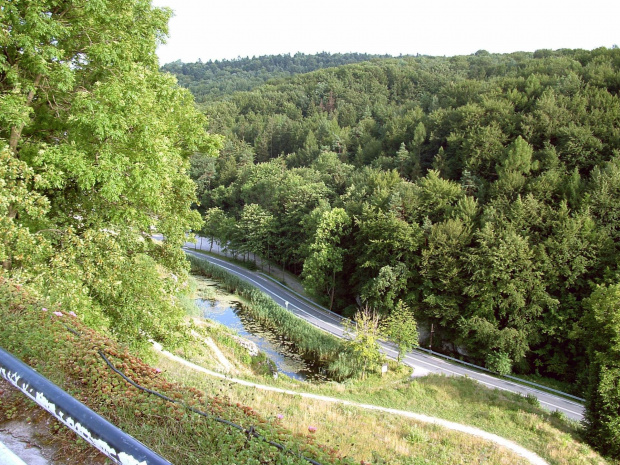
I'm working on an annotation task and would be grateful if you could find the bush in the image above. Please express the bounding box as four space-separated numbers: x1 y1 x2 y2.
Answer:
485 351 513 376
327 353 360 381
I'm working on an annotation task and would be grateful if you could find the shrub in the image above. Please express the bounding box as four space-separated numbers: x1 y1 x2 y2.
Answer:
485 351 513 376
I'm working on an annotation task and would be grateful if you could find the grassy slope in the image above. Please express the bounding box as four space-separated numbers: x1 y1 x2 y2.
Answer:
167 333 609 465
174 273 611 465
0 277 351 465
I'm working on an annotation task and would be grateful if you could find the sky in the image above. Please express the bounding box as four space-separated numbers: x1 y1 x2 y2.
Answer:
151 0 619 65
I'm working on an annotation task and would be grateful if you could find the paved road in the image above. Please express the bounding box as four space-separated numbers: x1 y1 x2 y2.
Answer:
184 248 585 421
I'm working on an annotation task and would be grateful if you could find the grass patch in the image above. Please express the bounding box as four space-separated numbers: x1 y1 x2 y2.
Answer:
183 253 611 465
2 274 611 465
161 345 611 465
158 355 534 465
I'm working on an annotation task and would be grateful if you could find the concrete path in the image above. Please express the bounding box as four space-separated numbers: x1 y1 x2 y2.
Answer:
0 424 52 465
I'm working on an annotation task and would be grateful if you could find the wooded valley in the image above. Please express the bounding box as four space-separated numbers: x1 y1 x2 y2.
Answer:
167 49 620 455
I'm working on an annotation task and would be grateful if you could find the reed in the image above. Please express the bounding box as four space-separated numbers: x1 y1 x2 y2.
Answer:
188 255 343 362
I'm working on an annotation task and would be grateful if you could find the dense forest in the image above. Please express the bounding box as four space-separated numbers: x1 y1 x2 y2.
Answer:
176 49 620 453
161 52 391 103
1 0 618 456
172 48 620 401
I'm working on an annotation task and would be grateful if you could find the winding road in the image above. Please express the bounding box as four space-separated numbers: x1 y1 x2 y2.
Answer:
183 248 585 422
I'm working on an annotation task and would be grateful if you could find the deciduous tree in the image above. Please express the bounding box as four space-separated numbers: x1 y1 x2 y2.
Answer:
582 284 620 459
0 0 221 345
302 207 351 309
380 300 419 363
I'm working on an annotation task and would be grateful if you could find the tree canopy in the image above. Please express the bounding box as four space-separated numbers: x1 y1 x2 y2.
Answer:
183 47 620 393
0 0 221 347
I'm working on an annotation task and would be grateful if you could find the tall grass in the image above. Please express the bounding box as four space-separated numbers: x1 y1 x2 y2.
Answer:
188 255 343 363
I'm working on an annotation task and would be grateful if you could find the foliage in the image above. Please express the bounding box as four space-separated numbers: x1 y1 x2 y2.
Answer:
181 49 620 450
0 277 351 465
340 306 384 379
302 207 351 309
0 0 221 347
582 284 620 459
485 351 513 376
183 48 620 398
380 300 419 363
161 52 390 103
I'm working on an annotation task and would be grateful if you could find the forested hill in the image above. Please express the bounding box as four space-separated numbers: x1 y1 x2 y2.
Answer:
161 52 391 102
187 48 620 453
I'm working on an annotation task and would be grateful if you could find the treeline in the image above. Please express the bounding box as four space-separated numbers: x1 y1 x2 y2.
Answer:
188 48 620 454
161 52 391 102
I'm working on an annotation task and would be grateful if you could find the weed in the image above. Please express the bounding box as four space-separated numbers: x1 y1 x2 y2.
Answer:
525 393 540 407
405 425 428 444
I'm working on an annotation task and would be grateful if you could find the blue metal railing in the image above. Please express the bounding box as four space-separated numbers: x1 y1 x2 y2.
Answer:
0 346 171 465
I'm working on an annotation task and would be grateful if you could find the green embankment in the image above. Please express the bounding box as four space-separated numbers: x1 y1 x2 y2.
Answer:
178 261 611 465
188 254 343 362
0 277 352 465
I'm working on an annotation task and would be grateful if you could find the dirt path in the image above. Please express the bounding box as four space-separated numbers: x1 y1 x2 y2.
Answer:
153 342 549 465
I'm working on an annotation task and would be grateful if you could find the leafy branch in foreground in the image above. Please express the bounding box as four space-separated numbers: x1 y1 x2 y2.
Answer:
0 0 222 347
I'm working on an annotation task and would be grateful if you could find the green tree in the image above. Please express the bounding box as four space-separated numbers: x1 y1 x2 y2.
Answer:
582 284 620 459
201 207 227 251
302 207 351 309
493 136 537 196
420 218 472 328
343 306 383 378
237 203 274 266
395 142 410 177
0 0 221 345
462 220 557 363
380 301 419 363
354 205 421 314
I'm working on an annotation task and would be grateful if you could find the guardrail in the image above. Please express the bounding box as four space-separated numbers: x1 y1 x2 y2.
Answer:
0 346 172 465
258 272 346 321
186 247 585 404
415 347 585 402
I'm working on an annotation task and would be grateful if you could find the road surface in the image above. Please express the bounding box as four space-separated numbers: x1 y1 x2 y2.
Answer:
184 248 585 421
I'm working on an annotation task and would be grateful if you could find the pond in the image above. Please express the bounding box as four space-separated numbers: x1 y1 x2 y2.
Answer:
193 277 327 381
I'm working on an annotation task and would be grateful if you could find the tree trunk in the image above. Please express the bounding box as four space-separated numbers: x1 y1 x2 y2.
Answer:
1 206 17 271
9 75 42 154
